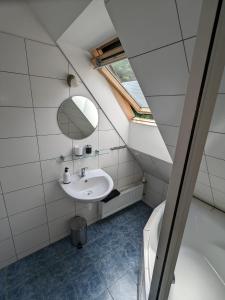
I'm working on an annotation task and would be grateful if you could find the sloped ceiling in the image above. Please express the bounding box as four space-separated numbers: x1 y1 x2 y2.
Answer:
57 0 172 183
0 0 53 44
106 0 225 212
59 0 116 50
27 0 92 40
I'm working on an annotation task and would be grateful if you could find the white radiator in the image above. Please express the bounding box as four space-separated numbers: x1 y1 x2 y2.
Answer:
99 182 144 219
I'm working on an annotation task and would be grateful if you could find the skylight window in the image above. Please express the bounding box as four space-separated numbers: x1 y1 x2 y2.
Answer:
91 37 154 123
107 59 149 109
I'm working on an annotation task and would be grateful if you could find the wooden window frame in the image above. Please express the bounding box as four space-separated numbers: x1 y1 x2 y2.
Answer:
91 39 151 120
100 67 151 115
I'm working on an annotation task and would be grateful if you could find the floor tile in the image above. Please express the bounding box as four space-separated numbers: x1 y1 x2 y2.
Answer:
109 272 138 300
0 201 151 300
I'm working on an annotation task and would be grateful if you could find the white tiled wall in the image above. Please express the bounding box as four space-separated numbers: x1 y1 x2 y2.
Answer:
143 173 168 209
0 31 143 269
106 0 225 212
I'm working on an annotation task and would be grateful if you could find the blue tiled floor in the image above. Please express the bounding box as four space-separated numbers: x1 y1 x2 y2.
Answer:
0 201 152 300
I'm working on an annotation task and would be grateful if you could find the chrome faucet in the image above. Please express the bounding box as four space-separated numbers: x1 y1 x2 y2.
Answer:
80 167 87 178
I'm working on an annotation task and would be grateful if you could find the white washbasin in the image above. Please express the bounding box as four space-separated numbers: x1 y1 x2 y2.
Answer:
59 168 114 202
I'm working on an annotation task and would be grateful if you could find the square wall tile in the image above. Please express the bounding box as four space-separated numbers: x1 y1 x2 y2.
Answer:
103 165 118 187
30 76 69 107
210 175 225 194
9 206 47 236
99 110 113 131
49 212 75 243
0 218 11 242
0 33 27 73
130 42 189 96
176 0 203 38
99 150 118 168
206 156 225 180
0 107 36 138
152 159 172 183
46 197 75 222
74 156 99 173
18 240 49 260
5 185 44 216
44 181 66 203
73 130 99 151
0 195 7 219
41 159 73 183
0 137 39 167
118 161 134 179
118 148 133 164
117 175 140 190
38 134 72 160
145 173 166 194
158 125 180 147
144 174 167 208
0 238 16 263
0 73 32 107
210 94 225 134
194 182 214 205
196 171 210 187
205 132 225 160
144 187 164 209
26 40 68 78
184 37 196 70
133 161 143 175
35 108 60 135
99 130 120 150
14 224 49 254
212 189 225 211
106 0 181 57
147 95 185 126
200 155 207 173
0 162 42 193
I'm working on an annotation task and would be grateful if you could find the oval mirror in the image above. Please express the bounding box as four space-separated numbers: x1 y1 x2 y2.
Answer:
57 96 98 139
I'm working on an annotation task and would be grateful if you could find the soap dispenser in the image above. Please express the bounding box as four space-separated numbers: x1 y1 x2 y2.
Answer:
63 167 71 184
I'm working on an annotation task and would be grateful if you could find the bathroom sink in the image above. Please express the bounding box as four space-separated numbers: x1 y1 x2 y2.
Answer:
59 169 113 202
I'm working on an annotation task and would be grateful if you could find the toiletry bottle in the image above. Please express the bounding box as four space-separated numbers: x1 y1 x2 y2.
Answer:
63 167 71 184
85 145 92 154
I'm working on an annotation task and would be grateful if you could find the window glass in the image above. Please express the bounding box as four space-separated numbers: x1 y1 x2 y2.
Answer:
108 59 149 109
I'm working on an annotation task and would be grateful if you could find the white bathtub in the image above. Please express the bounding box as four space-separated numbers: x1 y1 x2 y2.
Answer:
142 198 225 300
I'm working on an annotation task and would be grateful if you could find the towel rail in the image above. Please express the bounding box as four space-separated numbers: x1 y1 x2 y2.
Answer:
110 145 126 151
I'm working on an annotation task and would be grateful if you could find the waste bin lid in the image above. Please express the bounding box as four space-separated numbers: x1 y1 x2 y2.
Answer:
70 216 87 230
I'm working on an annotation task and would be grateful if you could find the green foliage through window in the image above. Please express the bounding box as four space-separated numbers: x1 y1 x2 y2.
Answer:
109 59 136 82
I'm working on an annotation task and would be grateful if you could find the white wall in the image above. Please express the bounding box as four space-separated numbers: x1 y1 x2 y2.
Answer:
128 122 172 164
143 173 168 208
106 0 225 212
27 0 92 41
128 122 172 208
0 5 143 268
0 0 53 44
60 0 116 50
57 42 130 143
